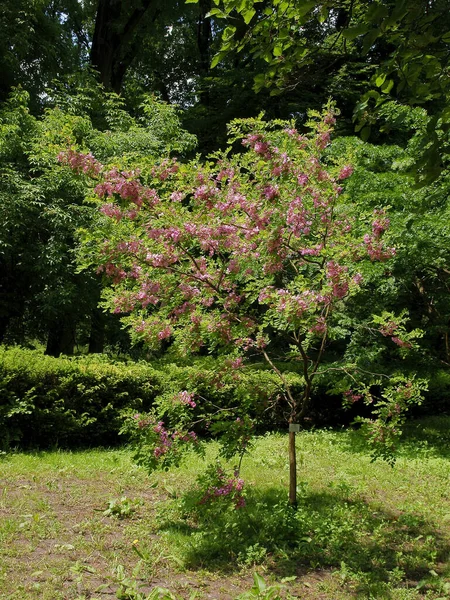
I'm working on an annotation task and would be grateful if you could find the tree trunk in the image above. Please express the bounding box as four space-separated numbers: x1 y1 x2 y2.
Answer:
196 0 212 107
90 0 154 93
197 0 212 75
88 307 105 354
0 315 10 343
45 319 75 357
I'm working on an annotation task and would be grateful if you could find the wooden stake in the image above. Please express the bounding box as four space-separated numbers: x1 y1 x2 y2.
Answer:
288 430 297 507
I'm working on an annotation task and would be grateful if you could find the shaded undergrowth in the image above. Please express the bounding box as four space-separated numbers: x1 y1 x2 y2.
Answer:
159 482 449 593
343 414 450 460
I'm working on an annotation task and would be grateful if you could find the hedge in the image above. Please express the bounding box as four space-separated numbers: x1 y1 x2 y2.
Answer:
0 347 287 450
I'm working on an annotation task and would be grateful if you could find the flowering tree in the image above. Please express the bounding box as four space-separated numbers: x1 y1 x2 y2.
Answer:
62 106 422 505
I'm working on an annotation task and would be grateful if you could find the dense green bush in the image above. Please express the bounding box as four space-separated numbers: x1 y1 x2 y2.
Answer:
0 347 161 449
0 347 287 450
2 345 445 451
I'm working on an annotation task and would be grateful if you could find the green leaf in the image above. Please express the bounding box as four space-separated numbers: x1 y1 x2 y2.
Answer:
222 25 237 42
242 8 256 24
362 28 381 54
207 8 226 18
296 1 316 17
381 79 394 94
319 6 329 23
210 51 228 69
366 4 389 22
273 45 283 57
343 24 370 40
360 126 371 142
252 573 267 593
375 73 386 87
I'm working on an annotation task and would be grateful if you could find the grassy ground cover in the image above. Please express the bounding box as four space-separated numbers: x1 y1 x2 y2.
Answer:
0 417 449 599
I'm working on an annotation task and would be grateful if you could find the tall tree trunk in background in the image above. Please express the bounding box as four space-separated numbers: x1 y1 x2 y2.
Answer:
45 318 75 357
0 316 10 343
90 0 155 93
197 0 212 76
88 307 105 354
196 0 212 108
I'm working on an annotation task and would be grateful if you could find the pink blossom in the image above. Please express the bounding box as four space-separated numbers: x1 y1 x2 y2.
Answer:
364 235 396 261
263 185 279 200
309 317 327 335
231 357 243 369
316 132 331 149
58 149 101 176
343 390 363 403
100 203 122 221
284 128 298 136
380 321 397 337
391 337 412 349
371 211 390 238
157 326 172 340
338 165 353 180
170 191 184 202
178 391 196 408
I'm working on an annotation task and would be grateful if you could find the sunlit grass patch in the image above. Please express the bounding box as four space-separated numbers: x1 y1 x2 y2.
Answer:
0 418 449 598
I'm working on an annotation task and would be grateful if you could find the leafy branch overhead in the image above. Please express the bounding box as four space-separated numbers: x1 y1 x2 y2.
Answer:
204 0 450 181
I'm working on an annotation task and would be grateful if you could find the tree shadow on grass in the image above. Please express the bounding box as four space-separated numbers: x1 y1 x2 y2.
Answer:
158 484 450 596
343 415 450 460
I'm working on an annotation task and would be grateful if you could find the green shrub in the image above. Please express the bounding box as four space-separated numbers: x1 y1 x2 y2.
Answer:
0 347 285 450
0 347 161 449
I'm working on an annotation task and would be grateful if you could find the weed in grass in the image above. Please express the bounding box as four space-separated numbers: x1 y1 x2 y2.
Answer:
236 572 298 599
103 496 141 519
111 563 192 599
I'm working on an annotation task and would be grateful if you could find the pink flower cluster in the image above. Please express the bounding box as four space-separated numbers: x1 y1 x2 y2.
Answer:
135 281 161 308
343 390 363 403
372 210 390 238
263 185 279 200
363 235 396 261
391 337 412 348
95 169 160 209
380 321 398 337
97 262 127 285
286 197 313 237
151 158 179 181
152 421 198 459
379 321 412 349
326 261 349 299
133 413 153 428
200 469 246 509
58 149 101 176
242 134 272 159
309 316 327 335
337 165 353 180
178 391 196 408
157 325 172 340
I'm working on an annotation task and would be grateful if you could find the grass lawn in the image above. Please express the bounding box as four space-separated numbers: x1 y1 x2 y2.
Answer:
0 417 449 599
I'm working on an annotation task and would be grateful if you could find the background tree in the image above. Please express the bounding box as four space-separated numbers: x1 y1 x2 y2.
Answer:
0 84 196 354
0 0 88 110
208 0 450 177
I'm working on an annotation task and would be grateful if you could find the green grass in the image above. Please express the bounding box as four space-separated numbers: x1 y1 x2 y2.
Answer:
0 417 449 599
